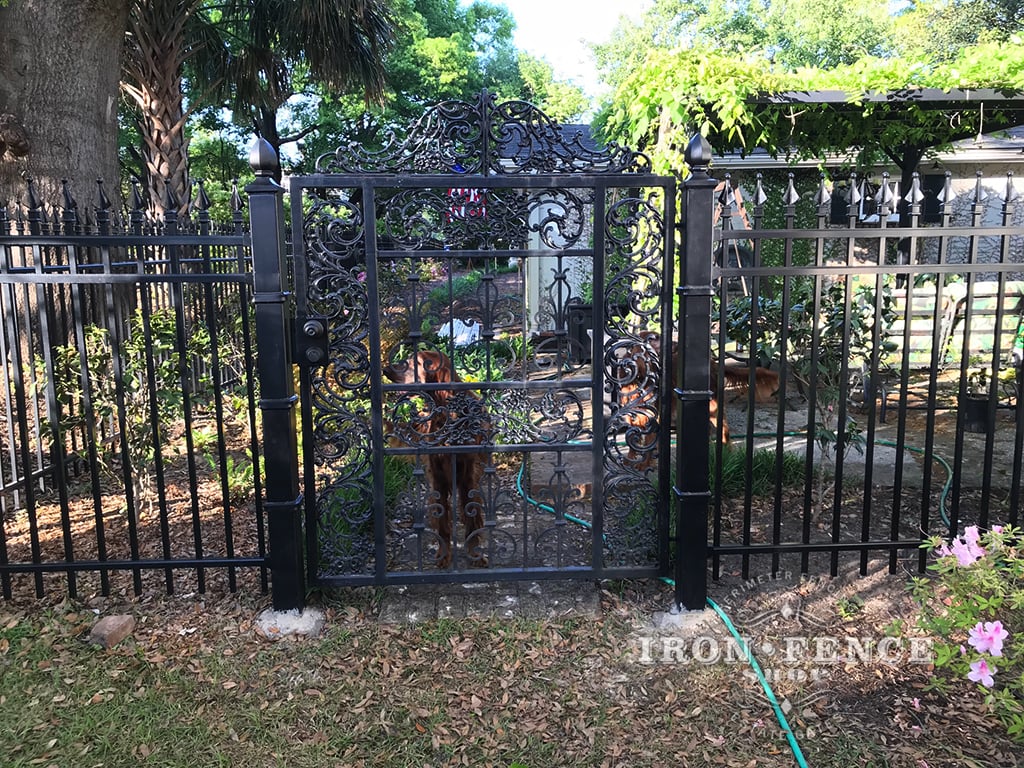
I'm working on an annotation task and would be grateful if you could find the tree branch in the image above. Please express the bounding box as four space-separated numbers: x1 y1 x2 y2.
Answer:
279 123 321 147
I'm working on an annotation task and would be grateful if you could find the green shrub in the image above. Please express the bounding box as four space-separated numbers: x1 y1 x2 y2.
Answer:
711 443 805 497
38 307 214 520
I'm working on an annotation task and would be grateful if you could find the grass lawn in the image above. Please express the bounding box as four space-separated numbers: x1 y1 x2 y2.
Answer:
1 572 1021 767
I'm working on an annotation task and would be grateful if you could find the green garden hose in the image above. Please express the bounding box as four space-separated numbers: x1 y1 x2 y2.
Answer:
513 432 951 768
705 594 811 768
514 457 594 531
515 457 808 767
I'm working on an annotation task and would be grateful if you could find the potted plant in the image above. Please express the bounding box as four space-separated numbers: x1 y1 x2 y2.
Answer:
962 362 995 434
566 288 593 364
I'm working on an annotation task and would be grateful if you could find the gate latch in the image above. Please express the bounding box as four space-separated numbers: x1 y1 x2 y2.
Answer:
296 317 329 365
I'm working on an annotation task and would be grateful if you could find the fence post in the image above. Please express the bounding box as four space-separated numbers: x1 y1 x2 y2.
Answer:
674 134 716 611
246 139 305 611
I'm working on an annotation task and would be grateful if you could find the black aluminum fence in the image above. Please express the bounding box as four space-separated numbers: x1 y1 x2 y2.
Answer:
709 169 1024 582
0 180 266 600
2 136 1023 613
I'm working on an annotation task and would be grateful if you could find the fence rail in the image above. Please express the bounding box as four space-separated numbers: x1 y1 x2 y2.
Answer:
0 180 266 600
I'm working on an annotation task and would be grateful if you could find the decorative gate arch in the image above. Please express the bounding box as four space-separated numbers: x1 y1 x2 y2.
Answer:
249 92 714 610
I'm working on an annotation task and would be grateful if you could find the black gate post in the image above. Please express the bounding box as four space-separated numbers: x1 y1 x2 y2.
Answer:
247 139 305 611
674 135 716 610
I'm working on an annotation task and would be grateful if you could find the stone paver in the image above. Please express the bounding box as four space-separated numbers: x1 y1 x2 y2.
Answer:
377 579 600 623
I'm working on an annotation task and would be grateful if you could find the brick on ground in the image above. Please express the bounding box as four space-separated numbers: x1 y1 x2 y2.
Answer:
89 614 136 648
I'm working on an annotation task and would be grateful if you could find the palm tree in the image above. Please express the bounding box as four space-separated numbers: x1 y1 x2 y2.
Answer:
122 0 393 213
214 0 393 180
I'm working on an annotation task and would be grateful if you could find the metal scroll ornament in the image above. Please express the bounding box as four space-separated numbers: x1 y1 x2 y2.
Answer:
315 91 650 176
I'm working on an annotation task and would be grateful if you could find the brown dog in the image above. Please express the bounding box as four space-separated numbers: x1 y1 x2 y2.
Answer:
617 333 779 470
711 359 780 405
383 350 487 568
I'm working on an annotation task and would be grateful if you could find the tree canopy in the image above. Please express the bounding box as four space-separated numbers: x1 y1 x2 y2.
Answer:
593 0 900 95
897 0 1024 62
599 38 1024 179
286 0 586 171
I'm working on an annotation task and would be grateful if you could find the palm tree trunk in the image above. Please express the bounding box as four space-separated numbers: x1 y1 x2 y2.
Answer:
122 0 200 217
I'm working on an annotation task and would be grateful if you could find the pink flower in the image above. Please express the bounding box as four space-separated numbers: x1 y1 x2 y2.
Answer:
938 528 986 565
949 535 984 566
992 525 1004 534
968 620 1009 657
968 658 997 687
911 697 921 711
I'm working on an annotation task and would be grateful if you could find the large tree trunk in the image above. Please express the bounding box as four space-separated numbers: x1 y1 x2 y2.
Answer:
0 0 130 211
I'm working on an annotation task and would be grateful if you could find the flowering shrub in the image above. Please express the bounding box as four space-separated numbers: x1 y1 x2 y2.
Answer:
912 525 1024 741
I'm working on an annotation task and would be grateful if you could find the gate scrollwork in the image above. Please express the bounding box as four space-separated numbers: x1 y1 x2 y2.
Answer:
293 92 674 583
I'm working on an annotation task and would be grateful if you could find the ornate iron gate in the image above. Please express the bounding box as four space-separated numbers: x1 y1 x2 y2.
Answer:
284 93 687 590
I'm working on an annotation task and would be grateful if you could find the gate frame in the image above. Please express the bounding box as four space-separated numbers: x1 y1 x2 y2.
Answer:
248 109 716 613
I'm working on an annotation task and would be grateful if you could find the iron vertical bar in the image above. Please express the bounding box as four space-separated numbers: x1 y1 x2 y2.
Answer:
1004 173 1023 527
876 179 898 576
888 178 924 574
480 89 491 176
33 191 76 595
978 175 1016 526
199 203 237 591
859 176 891 578
5 191 43 596
591 182 606 575
919 172 953 569
713 178 731 572
949 175 986 539
816 176 852 579
0 207 11 598
247 140 304 611
288 183 319 586
674 136 715 611
23 190 46 596
657 180 676 575
159 196 189 594
363 180 388 582
79 190 110 595
112 198 143 594
0 206 20 524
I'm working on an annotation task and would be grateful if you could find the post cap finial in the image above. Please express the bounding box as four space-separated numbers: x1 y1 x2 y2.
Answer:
249 138 280 177
684 134 713 170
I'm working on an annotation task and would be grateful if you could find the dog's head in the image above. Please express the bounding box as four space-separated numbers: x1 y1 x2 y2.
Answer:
383 350 459 404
